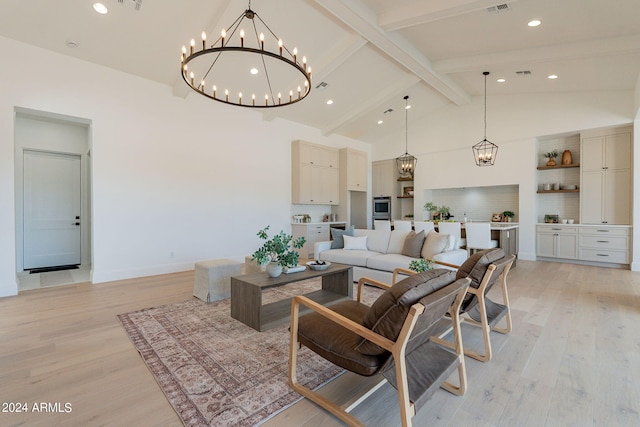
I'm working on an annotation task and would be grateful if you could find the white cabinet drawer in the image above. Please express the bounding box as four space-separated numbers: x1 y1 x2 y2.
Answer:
579 248 629 264
537 225 578 234
579 227 630 237
580 235 628 250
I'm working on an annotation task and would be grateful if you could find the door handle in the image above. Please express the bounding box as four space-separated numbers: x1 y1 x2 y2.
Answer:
72 222 80 226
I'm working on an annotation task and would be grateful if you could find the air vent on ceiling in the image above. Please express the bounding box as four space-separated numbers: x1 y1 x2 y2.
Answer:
487 4 511 14
516 70 532 76
315 81 329 90
118 0 143 11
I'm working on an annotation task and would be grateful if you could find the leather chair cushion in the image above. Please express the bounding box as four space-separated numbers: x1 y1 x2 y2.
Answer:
456 248 504 288
356 269 456 355
297 300 387 376
456 248 505 311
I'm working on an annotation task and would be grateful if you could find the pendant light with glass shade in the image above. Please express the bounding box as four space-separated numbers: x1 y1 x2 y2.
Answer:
472 71 498 166
396 95 417 178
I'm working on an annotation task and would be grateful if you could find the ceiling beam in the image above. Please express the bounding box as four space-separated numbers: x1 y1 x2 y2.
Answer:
314 0 470 106
262 33 367 122
378 0 519 31
434 34 640 74
321 73 420 136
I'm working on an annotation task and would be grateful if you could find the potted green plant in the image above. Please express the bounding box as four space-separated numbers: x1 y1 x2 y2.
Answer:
408 258 434 273
502 211 515 222
544 149 559 166
251 226 306 278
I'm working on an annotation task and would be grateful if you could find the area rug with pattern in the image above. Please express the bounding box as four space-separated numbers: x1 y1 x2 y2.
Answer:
118 278 381 427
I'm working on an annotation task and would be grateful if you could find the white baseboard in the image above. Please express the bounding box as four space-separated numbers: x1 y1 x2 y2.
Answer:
91 261 195 284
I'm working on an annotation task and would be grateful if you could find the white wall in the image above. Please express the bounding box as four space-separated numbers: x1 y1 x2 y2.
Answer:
372 90 636 262
0 36 370 297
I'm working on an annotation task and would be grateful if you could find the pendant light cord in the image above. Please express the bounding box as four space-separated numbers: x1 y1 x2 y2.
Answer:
483 71 489 140
405 96 409 153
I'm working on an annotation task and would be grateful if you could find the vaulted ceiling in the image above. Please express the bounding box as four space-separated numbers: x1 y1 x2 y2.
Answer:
1 0 639 145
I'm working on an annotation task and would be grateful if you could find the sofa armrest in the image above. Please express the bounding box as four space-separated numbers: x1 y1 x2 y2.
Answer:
432 249 467 269
313 241 332 259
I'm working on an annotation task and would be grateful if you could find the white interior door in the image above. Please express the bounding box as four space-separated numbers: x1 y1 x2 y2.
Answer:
23 150 81 269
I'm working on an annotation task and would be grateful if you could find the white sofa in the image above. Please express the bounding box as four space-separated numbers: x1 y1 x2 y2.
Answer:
314 228 468 283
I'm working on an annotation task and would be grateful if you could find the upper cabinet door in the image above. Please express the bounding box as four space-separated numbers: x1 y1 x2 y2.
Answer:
604 132 631 170
581 136 603 172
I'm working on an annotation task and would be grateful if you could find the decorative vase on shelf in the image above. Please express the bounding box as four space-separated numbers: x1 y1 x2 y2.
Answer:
546 157 556 166
266 262 282 278
561 150 573 165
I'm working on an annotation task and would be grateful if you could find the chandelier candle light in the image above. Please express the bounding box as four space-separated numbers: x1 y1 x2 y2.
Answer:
180 1 311 108
396 95 417 178
472 71 498 166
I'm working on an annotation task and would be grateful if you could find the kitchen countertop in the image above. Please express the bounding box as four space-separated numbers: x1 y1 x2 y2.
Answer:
418 221 520 230
536 223 631 228
291 221 347 225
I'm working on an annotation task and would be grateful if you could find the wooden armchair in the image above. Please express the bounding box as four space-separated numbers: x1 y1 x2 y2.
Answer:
288 269 470 427
431 248 515 362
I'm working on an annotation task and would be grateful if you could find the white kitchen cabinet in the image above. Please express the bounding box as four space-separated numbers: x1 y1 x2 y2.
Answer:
536 225 578 259
578 226 630 264
292 140 339 205
296 163 339 204
581 132 630 172
341 148 368 192
292 223 330 259
372 159 397 197
580 129 631 225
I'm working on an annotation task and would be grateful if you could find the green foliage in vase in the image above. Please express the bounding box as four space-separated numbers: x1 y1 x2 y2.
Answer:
251 226 306 268
544 150 559 159
408 258 434 273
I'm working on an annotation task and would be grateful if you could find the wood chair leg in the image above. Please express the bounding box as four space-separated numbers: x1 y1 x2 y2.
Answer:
492 268 513 334
440 298 467 396
288 299 366 427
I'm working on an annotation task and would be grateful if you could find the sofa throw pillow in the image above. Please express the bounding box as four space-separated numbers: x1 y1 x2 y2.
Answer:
343 235 368 250
401 230 426 258
421 231 450 259
387 230 411 254
444 233 456 252
330 226 355 249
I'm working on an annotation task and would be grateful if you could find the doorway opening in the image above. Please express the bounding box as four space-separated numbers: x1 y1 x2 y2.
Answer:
14 108 92 291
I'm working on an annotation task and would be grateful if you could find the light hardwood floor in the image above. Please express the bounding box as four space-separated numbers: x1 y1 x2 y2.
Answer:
1 260 639 426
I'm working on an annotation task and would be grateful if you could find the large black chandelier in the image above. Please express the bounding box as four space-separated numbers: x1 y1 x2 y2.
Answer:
472 71 498 166
396 95 417 178
180 1 311 108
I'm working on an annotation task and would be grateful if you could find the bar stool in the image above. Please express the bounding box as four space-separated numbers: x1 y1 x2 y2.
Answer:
393 220 412 231
465 222 498 255
414 221 435 234
373 220 391 231
438 222 466 249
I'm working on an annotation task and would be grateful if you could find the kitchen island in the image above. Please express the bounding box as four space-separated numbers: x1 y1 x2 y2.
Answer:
432 222 519 266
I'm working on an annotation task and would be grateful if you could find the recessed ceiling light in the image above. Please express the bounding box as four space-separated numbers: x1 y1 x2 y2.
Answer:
548 74 558 79
497 78 506 83
250 68 259 75
93 3 108 14
377 120 383 125
528 19 541 27
405 105 411 110
326 99 333 105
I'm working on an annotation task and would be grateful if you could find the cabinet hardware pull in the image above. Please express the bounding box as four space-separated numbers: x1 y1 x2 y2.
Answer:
551 228 561 231
597 230 609 232
596 254 609 257
596 240 609 243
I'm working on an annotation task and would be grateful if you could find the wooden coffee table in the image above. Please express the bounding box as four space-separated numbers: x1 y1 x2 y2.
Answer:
230 263 353 331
